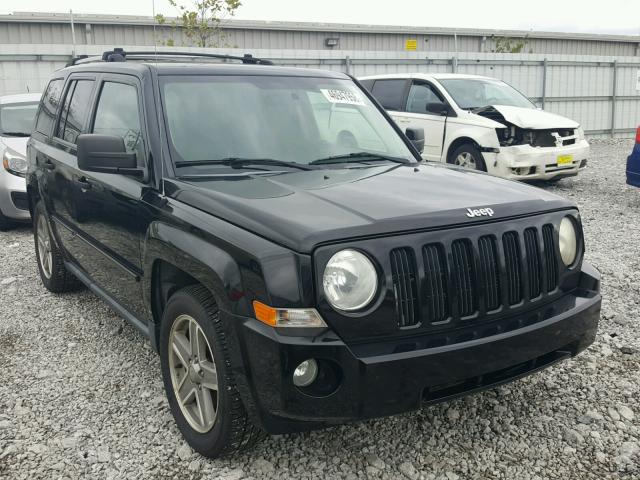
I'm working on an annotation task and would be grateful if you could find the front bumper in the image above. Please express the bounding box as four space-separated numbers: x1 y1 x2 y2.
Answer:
485 140 590 181
0 167 30 221
229 264 601 434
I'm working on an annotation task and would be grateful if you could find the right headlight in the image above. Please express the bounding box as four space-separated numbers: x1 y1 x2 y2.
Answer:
2 147 28 177
559 216 578 266
322 249 378 311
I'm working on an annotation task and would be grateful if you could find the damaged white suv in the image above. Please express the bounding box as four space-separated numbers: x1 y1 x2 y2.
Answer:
359 73 589 181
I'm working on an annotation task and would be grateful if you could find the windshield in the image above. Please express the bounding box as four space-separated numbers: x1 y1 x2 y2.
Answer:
438 78 535 110
0 102 39 136
161 75 415 170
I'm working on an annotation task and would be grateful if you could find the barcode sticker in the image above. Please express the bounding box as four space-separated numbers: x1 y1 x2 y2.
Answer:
321 89 365 106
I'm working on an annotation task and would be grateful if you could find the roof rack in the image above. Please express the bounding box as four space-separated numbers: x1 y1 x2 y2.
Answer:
66 48 274 67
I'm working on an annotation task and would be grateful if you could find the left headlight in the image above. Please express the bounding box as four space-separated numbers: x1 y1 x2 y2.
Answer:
559 216 578 266
576 127 586 141
323 249 378 311
2 147 28 177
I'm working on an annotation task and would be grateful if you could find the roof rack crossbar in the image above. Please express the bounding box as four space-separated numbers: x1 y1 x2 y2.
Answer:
66 48 273 67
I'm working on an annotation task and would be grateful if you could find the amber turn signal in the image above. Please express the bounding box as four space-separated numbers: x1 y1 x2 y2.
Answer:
252 301 327 328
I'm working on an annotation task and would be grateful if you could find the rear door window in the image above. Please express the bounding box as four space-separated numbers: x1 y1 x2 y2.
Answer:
370 79 408 111
55 79 95 145
35 79 64 136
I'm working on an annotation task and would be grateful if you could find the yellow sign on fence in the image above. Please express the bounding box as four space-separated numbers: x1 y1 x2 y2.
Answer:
405 39 418 51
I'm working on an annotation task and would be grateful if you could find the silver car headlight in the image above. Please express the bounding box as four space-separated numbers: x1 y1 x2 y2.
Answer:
2 147 28 177
576 127 586 141
559 216 578 266
323 249 378 311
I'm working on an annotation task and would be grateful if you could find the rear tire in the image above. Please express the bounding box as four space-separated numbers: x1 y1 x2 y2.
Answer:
448 143 487 172
160 285 265 458
33 201 82 293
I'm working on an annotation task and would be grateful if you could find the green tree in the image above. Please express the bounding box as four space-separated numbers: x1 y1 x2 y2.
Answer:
491 35 529 54
155 0 241 48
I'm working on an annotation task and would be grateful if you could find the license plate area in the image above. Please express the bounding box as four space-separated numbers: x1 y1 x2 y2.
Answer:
557 154 573 166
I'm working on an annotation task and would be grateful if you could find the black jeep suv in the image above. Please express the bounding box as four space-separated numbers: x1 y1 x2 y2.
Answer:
27 49 601 458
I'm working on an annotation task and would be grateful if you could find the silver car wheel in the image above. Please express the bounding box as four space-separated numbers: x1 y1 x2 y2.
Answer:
36 215 53 279
455 152 477 169
169 314 219 433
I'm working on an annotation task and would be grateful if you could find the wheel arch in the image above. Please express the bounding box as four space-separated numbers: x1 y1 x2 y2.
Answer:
144 223 249 351
445 136 482 163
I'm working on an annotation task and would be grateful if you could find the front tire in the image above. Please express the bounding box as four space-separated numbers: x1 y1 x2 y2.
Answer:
448 143 487 172
33 201 81 293
160 285 264 458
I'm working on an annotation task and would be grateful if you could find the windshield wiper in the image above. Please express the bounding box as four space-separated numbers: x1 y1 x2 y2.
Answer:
310 152 411 165
174 157 315 171
1 132 30 137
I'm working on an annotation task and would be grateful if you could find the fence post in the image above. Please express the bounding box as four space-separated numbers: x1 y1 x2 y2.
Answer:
452 56 458 73
345 55 351 75
611 59 617 138
541 58 547 110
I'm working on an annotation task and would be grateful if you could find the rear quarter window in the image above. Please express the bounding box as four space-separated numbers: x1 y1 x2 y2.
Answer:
35 78 64 136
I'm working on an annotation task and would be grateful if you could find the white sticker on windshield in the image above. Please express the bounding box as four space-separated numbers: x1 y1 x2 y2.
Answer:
321 89 365 106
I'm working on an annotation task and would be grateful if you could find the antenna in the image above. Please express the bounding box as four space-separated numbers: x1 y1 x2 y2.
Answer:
152 0 166 198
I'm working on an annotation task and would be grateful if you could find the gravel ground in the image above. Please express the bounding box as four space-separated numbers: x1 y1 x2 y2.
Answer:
0 139 638 480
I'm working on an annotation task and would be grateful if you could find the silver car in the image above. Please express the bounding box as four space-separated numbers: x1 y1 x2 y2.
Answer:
0 93 41 230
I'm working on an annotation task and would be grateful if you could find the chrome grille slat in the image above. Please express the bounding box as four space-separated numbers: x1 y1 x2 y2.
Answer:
503 232 522 305
478 235 501 311
390 248 419 328
451 240 476 317
423 244 449 323
524 228 542 298
542 224 559 291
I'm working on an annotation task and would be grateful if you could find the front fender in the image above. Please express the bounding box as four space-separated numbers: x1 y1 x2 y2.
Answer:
142 221 247 317
444 124 500 157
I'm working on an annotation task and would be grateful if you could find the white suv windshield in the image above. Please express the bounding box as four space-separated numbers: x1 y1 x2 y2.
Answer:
161 75 415 167
439 78 535 110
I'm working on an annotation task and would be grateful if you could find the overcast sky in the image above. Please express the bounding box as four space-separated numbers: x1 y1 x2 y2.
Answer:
3 0 639 35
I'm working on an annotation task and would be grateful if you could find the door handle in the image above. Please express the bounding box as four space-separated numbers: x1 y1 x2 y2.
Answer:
76 177 92 190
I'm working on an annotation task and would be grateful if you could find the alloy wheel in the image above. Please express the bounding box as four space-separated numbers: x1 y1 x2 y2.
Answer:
169 314 219 433
455 152 477 169
36 215 53 279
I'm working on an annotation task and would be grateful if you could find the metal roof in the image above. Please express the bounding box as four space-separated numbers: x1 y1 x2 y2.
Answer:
2 11 640 44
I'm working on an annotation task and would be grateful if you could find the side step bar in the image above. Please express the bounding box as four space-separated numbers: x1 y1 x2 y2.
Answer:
64 261 150 338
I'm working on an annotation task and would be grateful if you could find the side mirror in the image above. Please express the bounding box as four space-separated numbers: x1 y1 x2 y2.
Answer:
77 134 141 176
426 102 451 116
405 127 425 153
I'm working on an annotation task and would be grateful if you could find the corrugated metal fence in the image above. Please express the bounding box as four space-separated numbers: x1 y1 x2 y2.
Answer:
1 45 638 137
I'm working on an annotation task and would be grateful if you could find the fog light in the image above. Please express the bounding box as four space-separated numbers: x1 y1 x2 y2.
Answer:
293 359 318 387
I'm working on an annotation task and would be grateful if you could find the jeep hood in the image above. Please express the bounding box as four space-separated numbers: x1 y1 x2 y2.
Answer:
169 163 574 253
475 105 580 130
